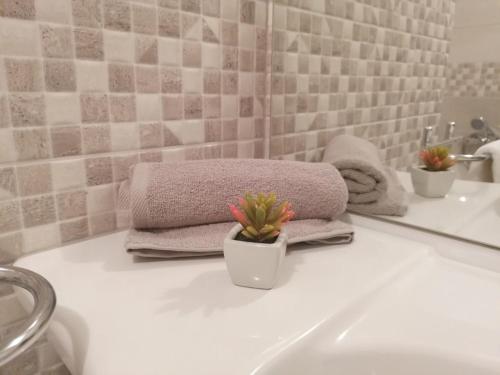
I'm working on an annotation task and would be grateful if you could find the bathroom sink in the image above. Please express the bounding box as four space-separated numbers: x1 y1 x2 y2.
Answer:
256 253 500 375
14 215 500 375
258 347 499 375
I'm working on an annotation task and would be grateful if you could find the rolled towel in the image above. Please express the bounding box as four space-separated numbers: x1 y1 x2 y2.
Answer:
322 135 408 216
119 159 353 258
126 220 354 259
467 139 500 183
129 159 348 229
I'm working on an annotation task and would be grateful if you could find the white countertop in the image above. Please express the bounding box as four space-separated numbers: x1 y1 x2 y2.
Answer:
14 216 500 375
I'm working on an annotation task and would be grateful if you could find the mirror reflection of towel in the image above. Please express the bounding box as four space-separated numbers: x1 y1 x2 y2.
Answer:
322 135 408 217
468 140 500 183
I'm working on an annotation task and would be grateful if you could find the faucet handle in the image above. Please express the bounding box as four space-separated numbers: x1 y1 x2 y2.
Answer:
446 121 456 139
422 126 433 148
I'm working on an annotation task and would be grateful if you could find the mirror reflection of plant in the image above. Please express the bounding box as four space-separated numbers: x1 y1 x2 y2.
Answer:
228 192 295 243
419 146 455 171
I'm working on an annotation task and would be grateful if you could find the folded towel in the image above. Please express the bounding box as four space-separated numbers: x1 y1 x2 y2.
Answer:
128 159 348 229
126 220 354 258
322 135 408 216
119 159 353 258
468 140 500 182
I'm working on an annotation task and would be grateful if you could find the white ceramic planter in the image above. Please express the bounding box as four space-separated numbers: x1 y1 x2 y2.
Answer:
223 224 287 290
411 166 456 198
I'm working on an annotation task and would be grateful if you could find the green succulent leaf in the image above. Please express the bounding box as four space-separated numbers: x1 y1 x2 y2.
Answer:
259 224 275 234
245 225 259 237
255 205 266 229
241 230 254 239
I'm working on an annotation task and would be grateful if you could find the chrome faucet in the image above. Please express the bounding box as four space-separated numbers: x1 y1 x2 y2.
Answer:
422 126 433 148
0 266 56 366
446 121 455 140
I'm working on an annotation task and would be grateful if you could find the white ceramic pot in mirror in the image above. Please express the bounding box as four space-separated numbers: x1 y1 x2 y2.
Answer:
410 166 456 198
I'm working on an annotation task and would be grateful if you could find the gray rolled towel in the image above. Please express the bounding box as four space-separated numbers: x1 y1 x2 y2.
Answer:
126 220 354 259
322 135 408 216
119 159 353 258
129 159 348 229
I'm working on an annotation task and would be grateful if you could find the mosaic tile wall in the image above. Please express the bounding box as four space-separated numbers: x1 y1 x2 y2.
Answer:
0 0 268 373
0 0 269 259
445 62 500 98
269 0 455 168
440 0 500 138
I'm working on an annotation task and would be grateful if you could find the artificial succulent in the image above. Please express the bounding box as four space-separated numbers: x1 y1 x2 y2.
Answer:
419 146 455 171
229 192 295 243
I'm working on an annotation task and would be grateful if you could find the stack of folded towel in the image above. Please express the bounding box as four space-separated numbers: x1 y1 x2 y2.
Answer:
468 139 500 183
119 159 353 258
322 135 408 216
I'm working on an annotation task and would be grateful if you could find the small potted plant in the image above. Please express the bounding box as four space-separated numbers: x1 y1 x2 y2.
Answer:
223 192 294 290
411 146 456 198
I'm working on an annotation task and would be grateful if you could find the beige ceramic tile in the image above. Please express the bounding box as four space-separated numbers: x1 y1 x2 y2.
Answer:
56 190 87 220
112 153 139 181
76 61 109 92
50 126 82 157
85 157 113 186
158 38 181 65
0 201 21 234
86 184 115 214
0 232 23 263
136 94 161 121
9 94 46 127
0 168 17 201
135 66 160 93
74 28 104 60
2 0 35 19
0 18 40 56
23 223 61 253
103 0 131 31
89 212 117 235
72 0 103 28
45 94 81 125
4 58 43 92
110 123 139 150
135 35 158 64
60 217 89 243
51 159 86 191
132 4 157 35
14 128 50 161
82 124 111 153
158 8 180 37
35 0 72 24
21 195 56 228
108 63 135 92
44 60 77 92
109 95 137 122
80 93 109 122
17 163 52 196
103 30 135 62
139 122 163 148
40 25 74 58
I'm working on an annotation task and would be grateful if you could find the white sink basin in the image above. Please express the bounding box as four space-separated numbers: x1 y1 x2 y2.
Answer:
261 348 499 375
14 215 500 375
257 218 500 375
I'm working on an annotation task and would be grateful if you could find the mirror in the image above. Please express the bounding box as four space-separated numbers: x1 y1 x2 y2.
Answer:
269 0 499 249
374 0 500 249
